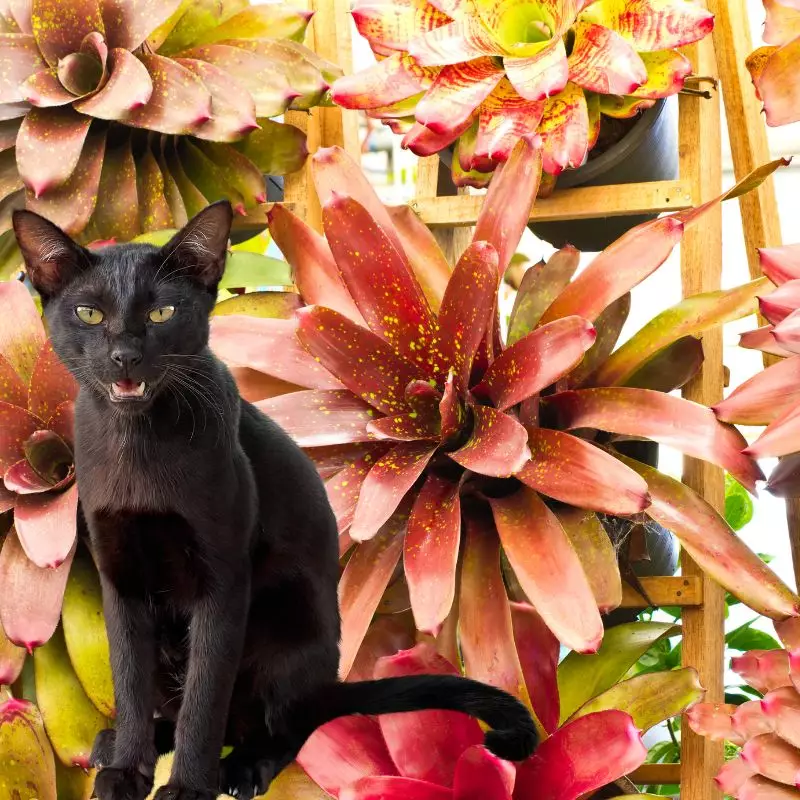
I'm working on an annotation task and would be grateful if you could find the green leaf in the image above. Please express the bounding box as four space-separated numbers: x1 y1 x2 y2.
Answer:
725 474 754 531
725 691 754 705
725 619 782 651
218 252 292 290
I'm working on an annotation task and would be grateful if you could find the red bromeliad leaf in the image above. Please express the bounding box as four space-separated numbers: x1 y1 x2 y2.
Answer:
100 0 183 50
631 50 692 98
30 0 104 65
620 335 704 394
332 52 436 110
511 602 560 734
267 204 363 324
714 356 800 425
349 441 437 542
742 733 800 785
767 453 800 497
0 528 74 651
739 775 800 800
375 645 483 785
350 0 449 53
402 119 466 156
21 68 75 107
326 449 390 535
513 710 646 800
15 107 92 197
504 38 570 102
296 306 423 416
540 216 684 324
22 429 73 489
338 506 407 678
582 0 714 51
368 410 439 441
568 21 646 95
300 716 399 796
517 428 649 516
474 317 596 411
415 58 504 137
210 315 343 391
748 40 800 127
569 294 631 388
5 457 52 493
322 196 439 373
760 279 800 325
407 18 497 66
459 513 526 699
553 507 622 614
716 757 756 796
439 371 464 442
28 341 77 420
0 401 43 472
453 745 515 800
547 387 763 491
257 390 377 447
489 487 603 653
437 241 498 389
761 244 800 285
404 474 461 634
385 204 451 313
746 404 800 459
507 246 580 345
0 34 46 104
47 401 74 447
0 354 27 407
14 483 77 569
348 614 416 683
0 281 44 384
449 404 530 477
73 48 154 119
774 310 800 354
740 325 794 357
473 135 543 274
341 777 452 800
619 455 800 619
538 82 589 176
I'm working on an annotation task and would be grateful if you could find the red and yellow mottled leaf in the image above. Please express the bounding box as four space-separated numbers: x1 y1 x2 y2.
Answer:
28 342 76 421
0 527 74 650
598 92 656 118
84 137 140 241
748 40 800 127
326 448 390 534
338 507 408 678
473 134 542 274
407 17 497 66
415 57 504 137
620 454 800 619
15 107 92 197
322 196 439 373
438 371 464 441
0 280 45 382
296 305 423 416
0 400 42 472
631 49 692 98
504 38 569 102
257 389 377 447
376 645 483 785
30 0 104 66
515 710 645 799
507 246 579 345
449 404 530 477
490 487 603 653
351 0 449 53
210 315 342 391
0 34 46 103
538 81 589 175
511 601 560 734
20 68 75 107
367 411 439 441
582 0 714 51
475 316 596 410
548 387 763 491
47 401 74 447
332 52 436 110
401 119 467 157
5 456 53 493
568 21 646 94
349 441 437 542
0 352 26 406
100 0 183 50
404 474 461 635
518 428 649 516
459 513 526 698
232 118 308 176
436 241 498 388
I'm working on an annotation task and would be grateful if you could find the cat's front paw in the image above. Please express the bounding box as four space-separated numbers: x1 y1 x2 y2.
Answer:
152 786 216 800
90 729 116 769
219 754 279 799
93 766 153 800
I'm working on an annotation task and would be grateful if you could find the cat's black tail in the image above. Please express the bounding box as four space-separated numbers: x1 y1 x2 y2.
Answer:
299 675 538 762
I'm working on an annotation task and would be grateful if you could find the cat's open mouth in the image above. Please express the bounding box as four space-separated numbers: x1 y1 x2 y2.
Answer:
110 380 148 402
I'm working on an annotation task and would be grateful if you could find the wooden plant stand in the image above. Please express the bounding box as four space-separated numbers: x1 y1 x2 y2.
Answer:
277 0 786 797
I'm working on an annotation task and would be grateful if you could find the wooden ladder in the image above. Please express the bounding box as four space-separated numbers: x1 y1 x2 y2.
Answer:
279 1 786 798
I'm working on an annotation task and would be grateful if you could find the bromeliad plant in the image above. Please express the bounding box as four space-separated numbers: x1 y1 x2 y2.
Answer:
714 243 800 497
332 0 713 185
210 143 800 691
747 0 800 127
0 0 339 270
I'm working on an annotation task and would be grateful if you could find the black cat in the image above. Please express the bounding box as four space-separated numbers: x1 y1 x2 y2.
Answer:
13 203 536 800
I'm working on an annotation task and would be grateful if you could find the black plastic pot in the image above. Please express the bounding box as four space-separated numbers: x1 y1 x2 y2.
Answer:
529 97 678 252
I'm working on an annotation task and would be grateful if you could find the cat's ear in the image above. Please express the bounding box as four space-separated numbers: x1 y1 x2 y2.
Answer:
160 201 233 289
12 210 88 298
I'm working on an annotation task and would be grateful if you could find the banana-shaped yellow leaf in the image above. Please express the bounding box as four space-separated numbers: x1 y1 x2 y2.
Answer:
62 553 115 717
0 697 57 800
56 760 95 800
34 625 110 768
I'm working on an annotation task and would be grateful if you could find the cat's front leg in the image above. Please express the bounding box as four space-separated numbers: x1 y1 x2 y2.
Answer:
93 581 158 800
154 564 250 800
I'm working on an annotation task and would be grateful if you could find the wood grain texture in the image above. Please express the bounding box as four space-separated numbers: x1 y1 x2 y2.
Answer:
620 576 703 609
679 28 726 800
629 763 681 785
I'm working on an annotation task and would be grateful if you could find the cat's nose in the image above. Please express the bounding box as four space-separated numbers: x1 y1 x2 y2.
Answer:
110 346 142 370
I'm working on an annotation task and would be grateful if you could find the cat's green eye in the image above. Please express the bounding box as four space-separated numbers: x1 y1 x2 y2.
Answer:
75 306 104 325
149 305 175 323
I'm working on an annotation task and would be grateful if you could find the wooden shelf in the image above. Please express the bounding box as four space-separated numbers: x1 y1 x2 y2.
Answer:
630 763 682 785
410 179 694 227
620 577 703 609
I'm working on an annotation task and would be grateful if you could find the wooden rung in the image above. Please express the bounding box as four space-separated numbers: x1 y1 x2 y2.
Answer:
410 179 694 227
629 763 682 785
620 576 703 609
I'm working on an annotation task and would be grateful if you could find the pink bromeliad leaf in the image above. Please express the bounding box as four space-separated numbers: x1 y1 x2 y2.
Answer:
761 686 800 748
732 650 792 693
761 244 800 285
685 702 741 743
733 699 774 741
0 282 46 383
14 483 78 569
742 733 800 785
341 777 452 800
453 745 515 800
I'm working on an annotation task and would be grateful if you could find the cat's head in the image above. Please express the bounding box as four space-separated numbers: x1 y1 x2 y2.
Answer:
12 202 233 410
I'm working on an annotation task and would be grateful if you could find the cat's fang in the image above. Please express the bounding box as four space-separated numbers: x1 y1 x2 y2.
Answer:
111 380 147 399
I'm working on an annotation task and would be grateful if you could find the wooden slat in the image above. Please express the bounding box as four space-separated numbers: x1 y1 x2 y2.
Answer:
411 179 693 227
619 576 703 608
679 28 726 800
629 763 681 785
